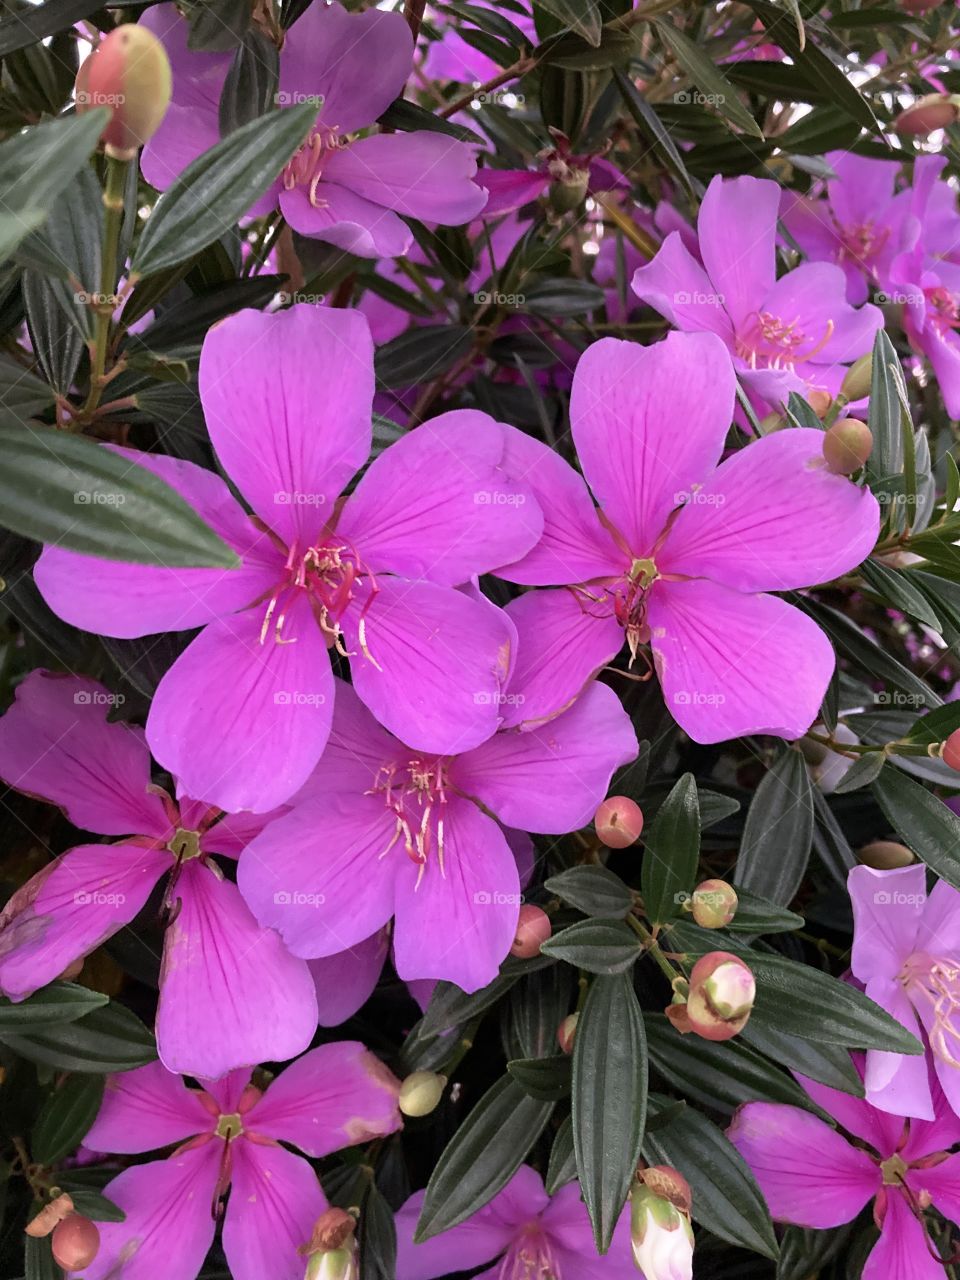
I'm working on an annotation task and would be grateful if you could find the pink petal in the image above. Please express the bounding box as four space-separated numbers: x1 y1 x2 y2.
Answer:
337 410 542 586
795 1067 906 1159
0 843 168 1001
569 331 736 557
310 928 390 1026
658 428 880 591
198 807 288 860
0 670 169 837
543 1182 637 1279
630 232 735 344
906 1153 960 1224
198 305 374 546
322 133 486 225
222 1140 327 1280
156 862 317 1080
848 864 925 983
84 1061 214 1154
146 595 334 814
477 169 549 217
280 181 412 257
392 796 520 992
862 1189 946 1280
245 1041 401 1155
203 1069 251 1114
862 975 933 1122
903 1075 960 1162
727 1103 879 1228
758 263 883 365
698 175 778 332
291 677 398 800
81 1146 220 1280
826 151 899 233
454 682 637 833
915 877 960 952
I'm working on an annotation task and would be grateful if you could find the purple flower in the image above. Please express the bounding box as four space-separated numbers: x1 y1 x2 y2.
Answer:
729 1058 960 1280
421 0 536 85
394 1164 637 1279
849 862 960 1121
493 330 880 742
237 667 637 993
77 1046 401 1280
34 305 543 814
139 2 487 257
0 671 316 1080
632 174 884 413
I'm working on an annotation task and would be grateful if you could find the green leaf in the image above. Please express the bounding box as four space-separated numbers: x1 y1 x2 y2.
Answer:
358 1181 397 1280
519 279 606 316
507 1055 571 1100
0 0 100 58
861 557 941 631
539 26 638 70
23 268 85 395
643 1096 778 1260
741 1021 865 1095
131 103 317 278
735 750 814 906
830 750 887 795
534 0 602 44
544 865 632 918
545 1115 577 1193
57 1184 125 1223
376 97 482 142
540 919 642 974
653 20 765 139
32 1073 104 1165
24 1233 59 1280
724 889 804 934
0 420 239 567
0 983 107 1031
904 701 960 747
867 327 909 489
641 772 700 925
414 1076 553 1241
572 973 647 1252
375 324 473 389
613 71 695 201
218 28 279 135
872 765 960 890
2 1001 157 1073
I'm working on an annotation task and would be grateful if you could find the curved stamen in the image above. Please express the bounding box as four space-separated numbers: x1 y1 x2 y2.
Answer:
367 758 451 886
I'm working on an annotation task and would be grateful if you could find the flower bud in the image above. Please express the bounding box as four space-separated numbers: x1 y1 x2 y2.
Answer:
630 1182 694 1279
839 353 873 403
77 25 172 160
594 795 644 848
895 93 960 137
940 728 960 771
303 1209 358 1280
806 390 833 419
557 1012 579 1054
689 879 738 929
858 840 915 869
510 904 552 958
399 1070 446 1117
305 1246 358 1280
685 952 755 1041
51 1215 100 1271
823 419 873 475
547 167 590 214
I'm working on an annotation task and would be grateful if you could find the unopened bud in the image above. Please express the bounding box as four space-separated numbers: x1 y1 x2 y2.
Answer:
305 1246 358 1280
639 1165 692 1214
895 93 960 137
303 1209 358 1280
510 904 552 958
685 951 755 1041
823 419 873 475
399 1070 446 1117
630 1182 694 1279
25 1194 74 1238
839 353 873 403
547 167 590 214
557 1013 579 1054
940 728 960 771
77 25 172 160
858 840 915 869
806 390 833 419
51 1215 100 1271
594 795 644 848
690 880 738 929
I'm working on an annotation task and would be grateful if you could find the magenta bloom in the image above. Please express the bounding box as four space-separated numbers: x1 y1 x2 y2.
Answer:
140 2 486 257
493 330 880 742
422 0 536 84
34 306 542 814
0 672 316 1079
237 669 636 993
849 862 960 1121
729 1059 960 1280
395 1164 636 1279
78 1047 401 1280
632 174 883 412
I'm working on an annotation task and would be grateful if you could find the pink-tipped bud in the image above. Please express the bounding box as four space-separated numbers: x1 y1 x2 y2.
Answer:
25 1194 74 1238
685 952 755 1042
630 1178 694 1280
302 1209 358 1280
510 904 552 958
941 729 960 771
639 1165 693 1214
594 795 644 849
806 390 833 420
895 93 960 137
399 1070 446 1117
77 25 172 160
689 880 738 929
51 1215 100 1271
858 840 915 870
823 419 873 475
557 1013 579 1054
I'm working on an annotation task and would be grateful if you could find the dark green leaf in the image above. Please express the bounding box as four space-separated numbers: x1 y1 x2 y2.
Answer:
535 0 602 44
613 71 695 200
642 773 700 925
507 1055 571 1100
724 889 804 934
544 865 632 918
24 1234 58 1280
375 324 473 389
32 1073 104 1165
740 1021 865 1095
0 984 107 1032
2 1001 157 1073
358 1181 397 1280
519 279 605 315
376 97 482 142
861 558 941 630
872 765 960 890
904 701 960 747
830 750 887 794
540 919 642 974
540 26 638 69
653 20 765 139
219 28 279 135
735 750 814 906
57 1184 125 1223
0 356 55 420
545 1115 577 1193
0 0 100 57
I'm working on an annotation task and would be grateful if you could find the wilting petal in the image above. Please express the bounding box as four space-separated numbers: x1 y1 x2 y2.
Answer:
862 1189 946 1280
323 133 486 225
849 864 924 982
156 863 317 1080
344 578 513 754
245 1041 401 1155
199 306 374 545
222 1140 327 1280
494 425 627 586
569 332 736 558
337 410 542 585
631 232 735 344
759 263 883 365
310 928 390 1026
393 797 520 993
728 1103 878 1228
280 180 413 257
698 174 778 332
82 1146 220 1280
237 793 399 959
0 843 167 1001
0 670 169 837
648 580 834 743
84 1061 214 1154
146 595 334 814
454 682 637 833
658 428 880 591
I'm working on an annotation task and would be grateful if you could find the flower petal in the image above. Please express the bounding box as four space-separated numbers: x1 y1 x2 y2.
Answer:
395 1189 514 1280
860 976 933 1122
84 1061 214 1154
795 1065 906 1161
759 263 883 365
630 231 735 344
323 133 486 225
310 928 390 1027
222 1140 327 1280
697 175 778 332
849 864 925 983
906 1153 960 1225
862 1189 946 1280
280 181 413 256
543 1182 637 1279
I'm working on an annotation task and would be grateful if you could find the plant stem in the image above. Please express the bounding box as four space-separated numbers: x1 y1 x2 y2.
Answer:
81 153 129 421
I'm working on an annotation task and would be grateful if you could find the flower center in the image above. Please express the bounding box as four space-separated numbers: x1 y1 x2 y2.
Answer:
282 125 345 207
215 1112 243 1140
839 220 888 266
167 827 202 862
900 950 960 1067
367 756 451 886
572 557 657 667
926 285 960 334
880 1152 909 1186
735 311 835 370
498 1227 561 1279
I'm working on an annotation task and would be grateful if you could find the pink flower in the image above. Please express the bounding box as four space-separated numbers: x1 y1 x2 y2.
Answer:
394 1164 637 1278
492 330 880 742
421 0 536 84
729 1058 960 1280
0 671 316 1080
632 174 884 413
77 1047 401 1280
139 2 486 257
33 305 542 814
